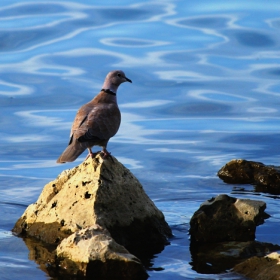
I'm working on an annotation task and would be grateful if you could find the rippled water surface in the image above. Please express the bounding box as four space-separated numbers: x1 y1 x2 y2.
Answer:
1 0 280 279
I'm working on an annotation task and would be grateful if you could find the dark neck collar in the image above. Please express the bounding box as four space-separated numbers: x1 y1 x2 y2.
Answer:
101 88 116 96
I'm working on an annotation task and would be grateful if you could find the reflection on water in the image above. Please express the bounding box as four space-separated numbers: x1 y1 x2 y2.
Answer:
1 0 280 279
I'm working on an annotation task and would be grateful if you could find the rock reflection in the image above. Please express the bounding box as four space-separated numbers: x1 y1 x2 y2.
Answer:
190 240 280 274
21 236 76 279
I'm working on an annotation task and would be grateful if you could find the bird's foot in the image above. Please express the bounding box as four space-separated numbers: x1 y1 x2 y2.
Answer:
85 151 100 160
85 148 113 162
100 149 113 161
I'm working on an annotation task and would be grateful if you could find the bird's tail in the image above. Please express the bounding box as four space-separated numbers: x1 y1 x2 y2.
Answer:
56 142 87 163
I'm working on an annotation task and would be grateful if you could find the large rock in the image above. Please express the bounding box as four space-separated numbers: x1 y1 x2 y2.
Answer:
233 252 280 280
189 194 268 243
13 155 172 257
56 224 148 279
218 159 280 193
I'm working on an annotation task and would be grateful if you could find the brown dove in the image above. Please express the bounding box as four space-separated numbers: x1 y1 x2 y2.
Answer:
57 70 132 163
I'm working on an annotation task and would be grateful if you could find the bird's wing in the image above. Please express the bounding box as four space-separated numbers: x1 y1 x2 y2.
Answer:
72 103 121 142
70 104 91 135
67 103 92 144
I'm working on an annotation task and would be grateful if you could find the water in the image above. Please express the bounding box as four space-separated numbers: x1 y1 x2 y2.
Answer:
1 0 280 279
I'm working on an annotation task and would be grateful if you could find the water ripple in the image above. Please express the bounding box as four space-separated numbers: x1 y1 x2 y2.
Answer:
100 37 170 48
2 1 280 280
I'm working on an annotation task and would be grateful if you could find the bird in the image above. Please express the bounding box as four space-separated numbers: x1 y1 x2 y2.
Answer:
57 70 132 163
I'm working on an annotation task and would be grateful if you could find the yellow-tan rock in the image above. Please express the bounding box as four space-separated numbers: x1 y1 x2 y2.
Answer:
56 224 148 279
13 155 172 257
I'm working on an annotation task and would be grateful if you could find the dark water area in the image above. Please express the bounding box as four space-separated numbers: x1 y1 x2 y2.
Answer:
1 0 280 279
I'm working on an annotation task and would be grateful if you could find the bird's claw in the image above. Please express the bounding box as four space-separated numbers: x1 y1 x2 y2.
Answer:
85 151 99 160
100 150 111 158
85 149 114 162
100 150 114 162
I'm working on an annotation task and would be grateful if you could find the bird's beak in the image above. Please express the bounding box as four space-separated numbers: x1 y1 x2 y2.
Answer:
125 77 132 83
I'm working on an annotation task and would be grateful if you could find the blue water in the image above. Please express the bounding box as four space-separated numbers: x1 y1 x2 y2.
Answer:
1 0 280 279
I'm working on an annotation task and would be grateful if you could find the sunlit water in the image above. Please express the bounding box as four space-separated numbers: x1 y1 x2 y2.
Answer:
1 0 280 279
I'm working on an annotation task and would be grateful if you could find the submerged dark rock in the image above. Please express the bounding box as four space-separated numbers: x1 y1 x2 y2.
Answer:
189 194 278 275
234 252 280 280
189 194 268 243
190 240 280 274
218 159 280 193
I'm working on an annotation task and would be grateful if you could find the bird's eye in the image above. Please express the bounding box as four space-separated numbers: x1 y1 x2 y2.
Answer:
117 73 121 77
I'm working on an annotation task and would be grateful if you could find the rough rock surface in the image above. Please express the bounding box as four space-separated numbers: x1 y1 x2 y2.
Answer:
56 224 148 279
190 240 280 274
218 159 280 193
234 252 280 280
189 194 268 243
13 155 172 257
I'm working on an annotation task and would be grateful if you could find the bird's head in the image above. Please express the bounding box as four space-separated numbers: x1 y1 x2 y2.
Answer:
108 70 132 85
103 70 132 93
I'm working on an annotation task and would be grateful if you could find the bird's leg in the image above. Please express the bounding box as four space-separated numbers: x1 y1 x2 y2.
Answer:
85 148 98 160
